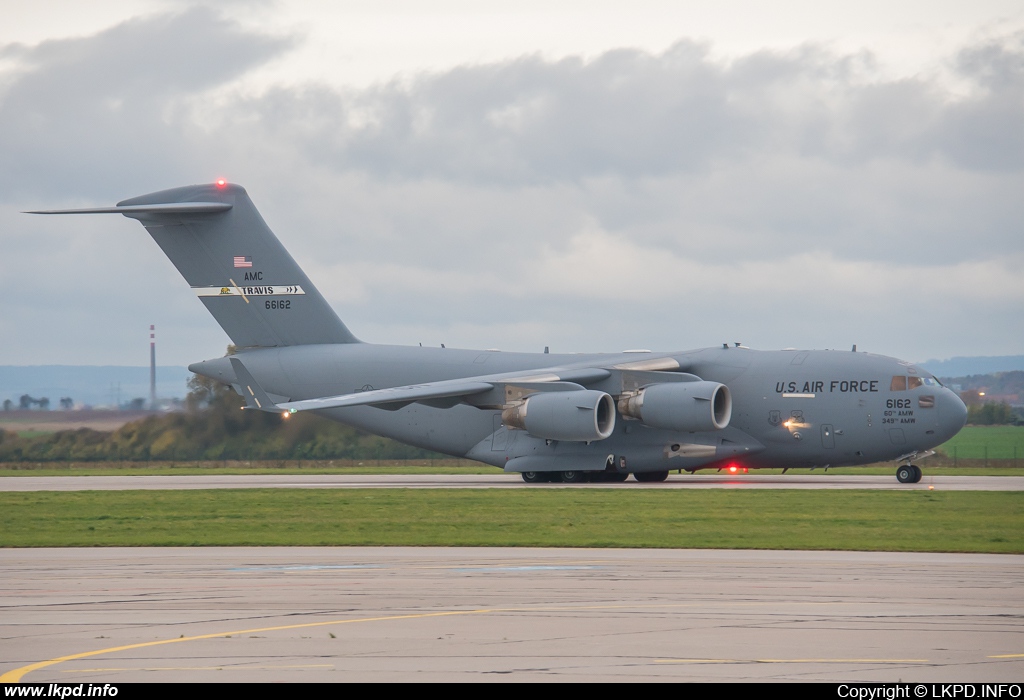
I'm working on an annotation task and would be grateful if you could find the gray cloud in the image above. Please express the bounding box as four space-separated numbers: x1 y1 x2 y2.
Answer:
252 36 1024 181
238 33 1022 269
0 7 293 199
1 12 1021 364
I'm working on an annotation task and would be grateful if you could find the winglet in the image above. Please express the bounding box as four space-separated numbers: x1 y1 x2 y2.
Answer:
229 358 280 412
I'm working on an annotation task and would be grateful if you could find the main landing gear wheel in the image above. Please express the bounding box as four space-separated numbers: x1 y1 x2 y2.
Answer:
896 464 922 484
560 470 588 483
521 471 544 483
633 471 669 483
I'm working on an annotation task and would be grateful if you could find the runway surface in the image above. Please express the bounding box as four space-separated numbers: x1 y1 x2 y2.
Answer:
1 548 1022 682
1 474 1022 491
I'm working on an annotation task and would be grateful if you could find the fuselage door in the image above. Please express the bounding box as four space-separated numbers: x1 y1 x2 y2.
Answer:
491 413 508 451
821 424 835 449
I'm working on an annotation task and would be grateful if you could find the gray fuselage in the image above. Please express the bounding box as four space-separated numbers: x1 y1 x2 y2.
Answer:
191 343 967 474
33 181 966 477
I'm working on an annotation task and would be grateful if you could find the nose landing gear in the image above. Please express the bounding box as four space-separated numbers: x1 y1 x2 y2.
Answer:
896 464 922 483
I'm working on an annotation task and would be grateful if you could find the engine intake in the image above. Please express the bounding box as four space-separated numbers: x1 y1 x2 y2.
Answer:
502 390 616 442
617 381 731 432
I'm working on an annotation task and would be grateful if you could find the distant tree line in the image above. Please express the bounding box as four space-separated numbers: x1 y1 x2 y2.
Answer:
2 396 76 410
18 395 49 410
967 402 1018 426
943 371 1022 425
0 375 441 462
949 370 1024 397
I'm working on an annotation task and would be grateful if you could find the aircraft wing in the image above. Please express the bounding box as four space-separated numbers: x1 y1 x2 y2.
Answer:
280 380 497 411
230 357 615 413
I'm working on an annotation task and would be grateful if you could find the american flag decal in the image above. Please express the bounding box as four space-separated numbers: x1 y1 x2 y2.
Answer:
233 256 252 268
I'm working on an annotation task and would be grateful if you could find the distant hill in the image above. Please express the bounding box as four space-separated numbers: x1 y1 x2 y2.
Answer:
918 356 1024 377
0 366 192 408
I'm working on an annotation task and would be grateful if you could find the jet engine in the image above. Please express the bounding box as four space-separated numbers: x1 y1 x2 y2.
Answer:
502 390 616 442
617 381 731 432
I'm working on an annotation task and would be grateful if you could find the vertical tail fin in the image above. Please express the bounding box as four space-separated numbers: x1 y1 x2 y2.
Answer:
33 182 359 348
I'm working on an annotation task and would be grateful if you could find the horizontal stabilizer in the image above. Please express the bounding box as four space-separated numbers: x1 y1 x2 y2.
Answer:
25 202 232 216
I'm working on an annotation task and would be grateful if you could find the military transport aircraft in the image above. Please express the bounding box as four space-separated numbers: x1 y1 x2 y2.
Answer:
30 181 967 483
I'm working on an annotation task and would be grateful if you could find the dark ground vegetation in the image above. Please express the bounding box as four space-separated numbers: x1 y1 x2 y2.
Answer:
0 374 439 462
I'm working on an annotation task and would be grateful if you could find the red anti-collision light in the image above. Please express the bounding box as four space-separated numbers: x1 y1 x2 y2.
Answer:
215 178 227 188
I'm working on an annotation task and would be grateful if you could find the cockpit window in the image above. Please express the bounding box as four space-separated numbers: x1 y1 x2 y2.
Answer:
892 375 940 391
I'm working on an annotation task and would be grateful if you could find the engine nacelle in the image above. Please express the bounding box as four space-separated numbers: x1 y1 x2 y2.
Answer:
617 381 731 432
502 390 616 442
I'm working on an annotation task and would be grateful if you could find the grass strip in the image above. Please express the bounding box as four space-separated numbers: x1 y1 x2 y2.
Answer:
1 489 1021 552
939 425 1024 458
1 462 1023 477
0 463 497 476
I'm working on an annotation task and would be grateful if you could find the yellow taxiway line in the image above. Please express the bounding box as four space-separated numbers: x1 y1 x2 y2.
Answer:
65 665 334 673
9 599 1014 682
0 609 478 683
656 658 930 664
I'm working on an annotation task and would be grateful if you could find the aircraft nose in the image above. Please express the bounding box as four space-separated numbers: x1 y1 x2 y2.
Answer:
937 389 968 441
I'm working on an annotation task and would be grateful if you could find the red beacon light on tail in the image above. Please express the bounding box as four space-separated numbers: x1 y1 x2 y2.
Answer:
215 178 227 188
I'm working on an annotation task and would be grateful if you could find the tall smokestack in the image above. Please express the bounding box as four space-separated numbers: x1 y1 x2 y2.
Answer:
149 325 156 411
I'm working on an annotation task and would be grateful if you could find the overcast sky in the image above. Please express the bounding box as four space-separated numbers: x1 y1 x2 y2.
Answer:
2 1 1022 366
